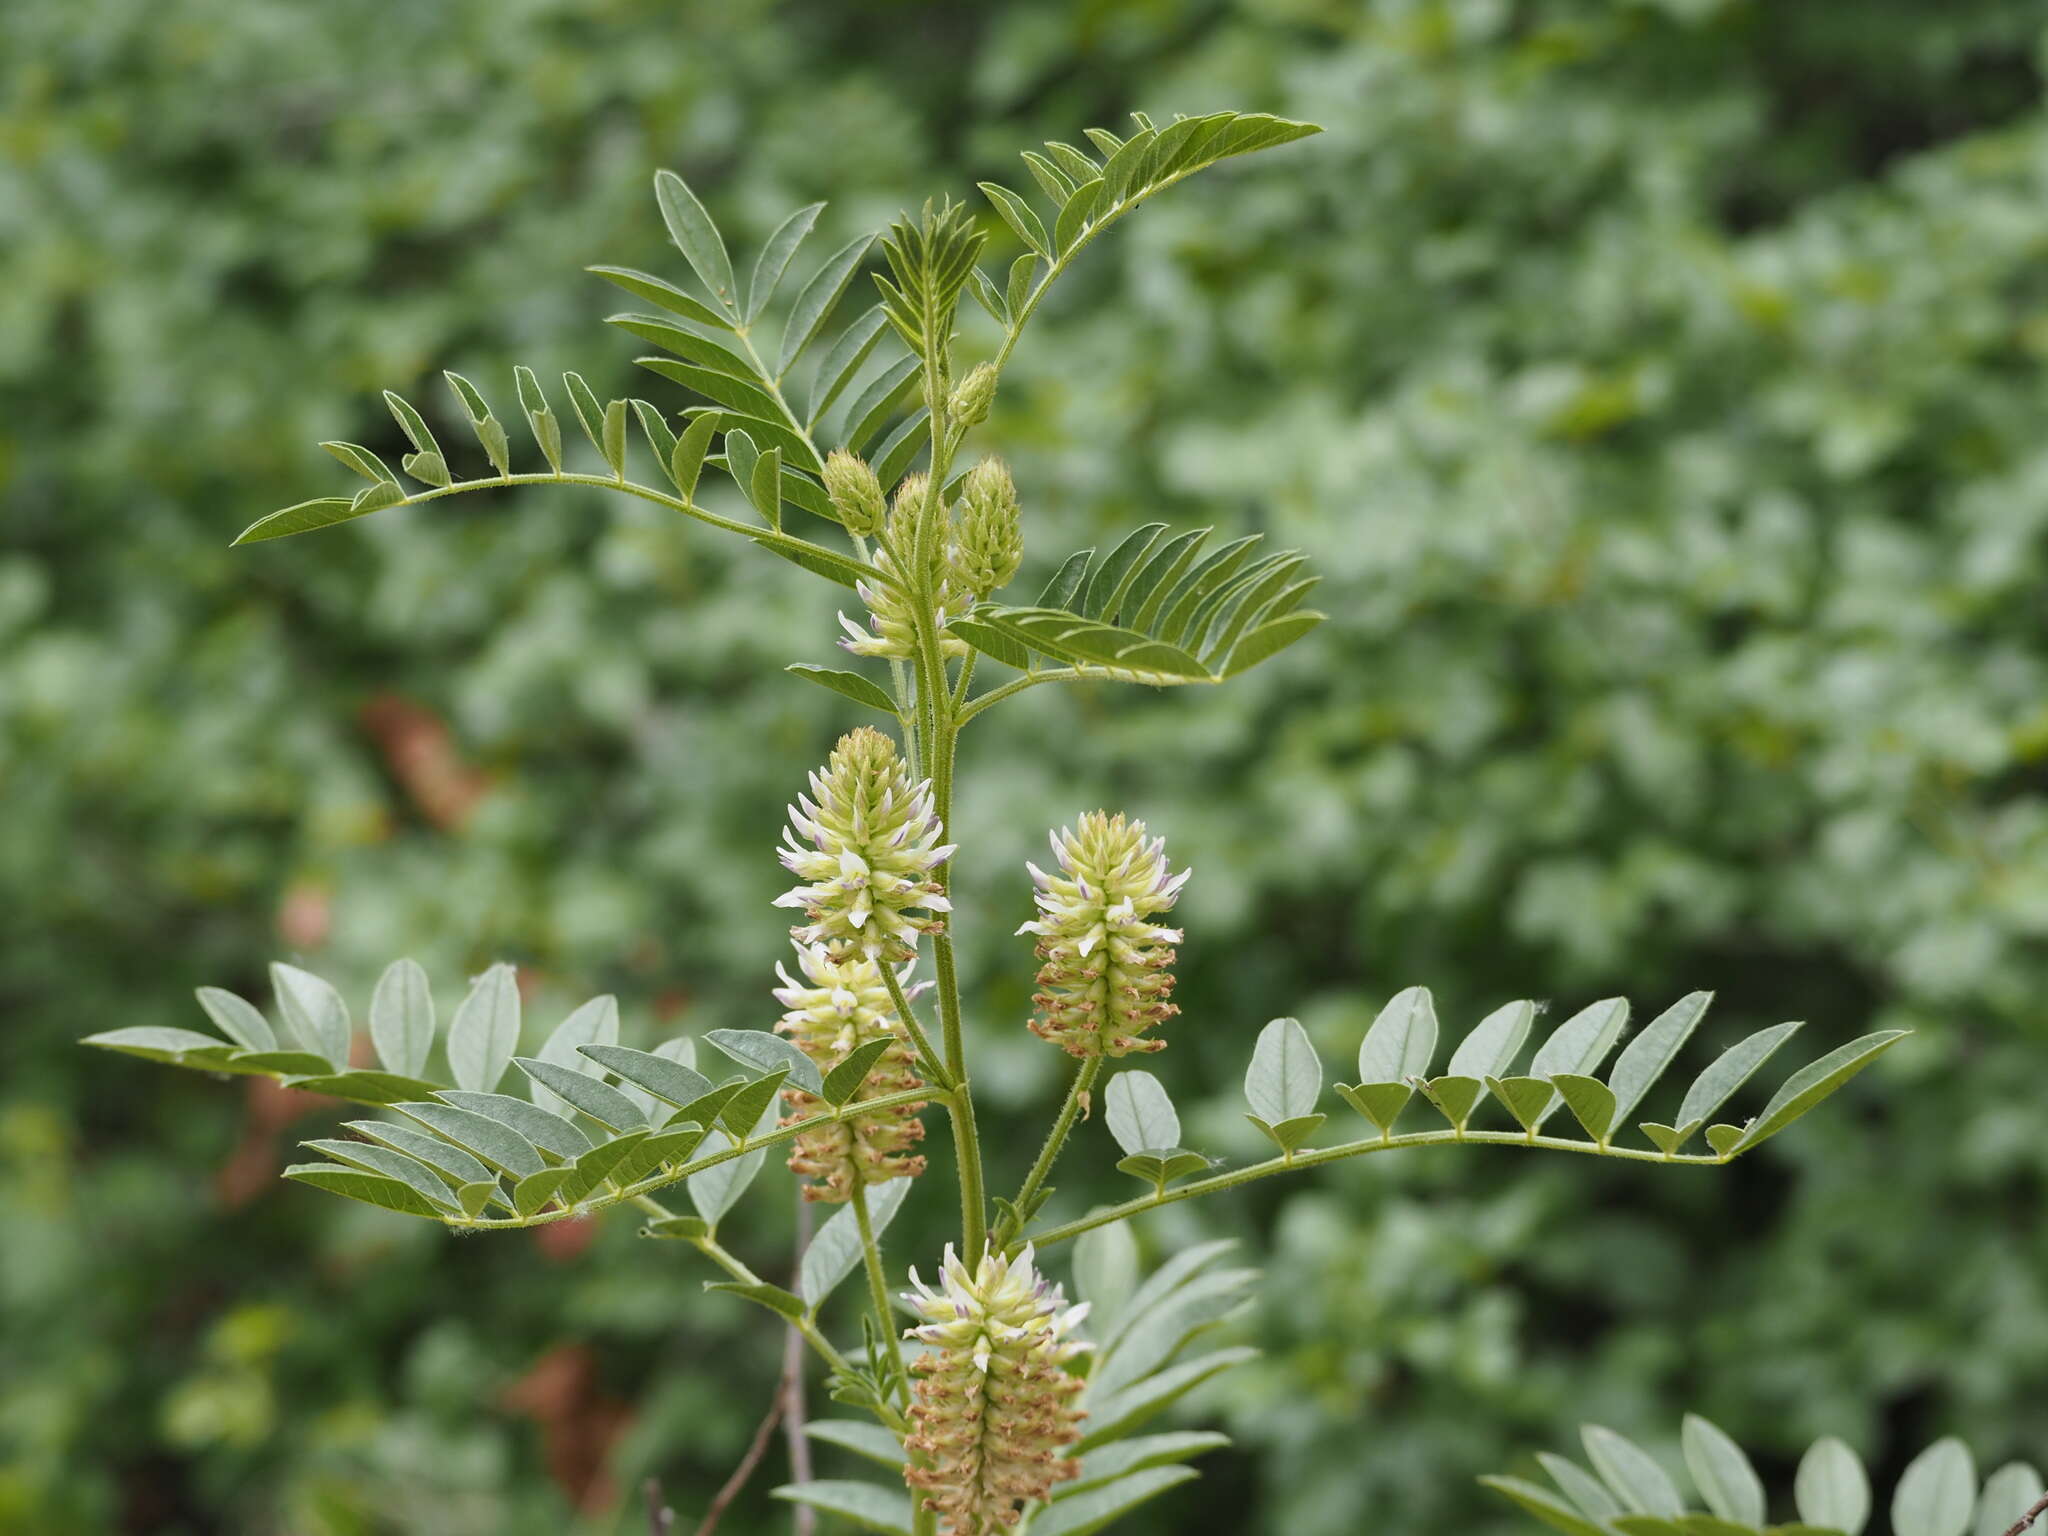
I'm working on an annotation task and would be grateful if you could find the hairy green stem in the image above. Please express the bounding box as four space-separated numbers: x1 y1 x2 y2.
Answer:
957 667 1098 725
1022 1129 1729 1250
879 960 951 1092
996 1054 1102 1251
849 1183 909 1405
631 1194 866 1398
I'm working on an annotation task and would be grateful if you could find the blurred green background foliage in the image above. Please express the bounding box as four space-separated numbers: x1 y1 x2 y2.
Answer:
5 0 2048 1532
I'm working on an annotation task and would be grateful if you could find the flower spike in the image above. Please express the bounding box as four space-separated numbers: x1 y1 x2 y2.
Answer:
1020 811 1187 1057
903 1244 1090 1533
772 943 929 1201
776 727 954 962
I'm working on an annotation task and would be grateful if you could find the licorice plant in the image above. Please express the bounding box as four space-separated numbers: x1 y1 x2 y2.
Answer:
89 112 1910 1536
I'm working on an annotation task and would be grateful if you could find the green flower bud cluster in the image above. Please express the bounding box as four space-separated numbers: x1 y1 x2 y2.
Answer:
838 474 971 661
1019 812 1188 1057
772 943 928 1202
775 727 954 962
949 458 1022 600
903 1245 1089 1534
821 449 888 537
948 361 998 428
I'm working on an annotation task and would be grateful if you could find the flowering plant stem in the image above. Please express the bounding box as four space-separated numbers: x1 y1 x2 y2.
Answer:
850 1181 910 1403
996 1054 1104 1252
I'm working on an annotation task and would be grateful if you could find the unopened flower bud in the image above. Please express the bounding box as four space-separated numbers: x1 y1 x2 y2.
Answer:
948 362 998 429
1019 812 1188 1057
903 1245 1089 1533
774 727 954 962
950 457 1023 598
822 450 887 536
773 943 928 1201
837 474 970 660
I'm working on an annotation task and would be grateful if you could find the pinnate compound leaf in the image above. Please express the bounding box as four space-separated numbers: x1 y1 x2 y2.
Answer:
1105 1070 1180 1155
1684 1414 1767 1527
771 1480 912 1535
368 959 435 1079
446 963 520 1093
1892 1440 1977 1536
1733 1032 1907 1154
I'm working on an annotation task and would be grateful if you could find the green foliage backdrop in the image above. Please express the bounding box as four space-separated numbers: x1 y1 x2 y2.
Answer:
4 1 2046 1532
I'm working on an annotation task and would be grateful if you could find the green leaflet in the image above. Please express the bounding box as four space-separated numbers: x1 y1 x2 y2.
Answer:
367 958 434 1080
787 664 896 714
770 1480 912 1536
1032 1467 1200 1536
1104 1070 1180 1155
445 964 519 1094
797 1177 908 1308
